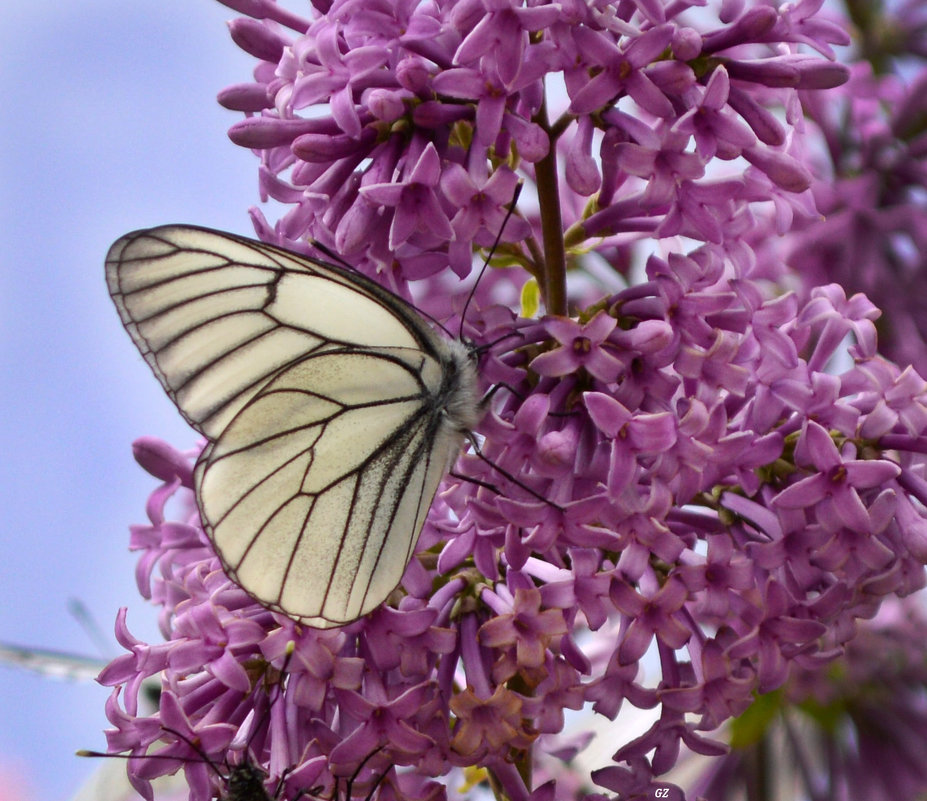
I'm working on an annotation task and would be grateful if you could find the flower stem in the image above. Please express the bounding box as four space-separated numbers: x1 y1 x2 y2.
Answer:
533 94 568 317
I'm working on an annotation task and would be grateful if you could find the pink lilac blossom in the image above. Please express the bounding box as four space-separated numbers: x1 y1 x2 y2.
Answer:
99 1 927 800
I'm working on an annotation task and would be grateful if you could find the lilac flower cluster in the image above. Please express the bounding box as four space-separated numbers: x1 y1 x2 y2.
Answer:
216 0 849 303
100 1 927 800
766 2 927 375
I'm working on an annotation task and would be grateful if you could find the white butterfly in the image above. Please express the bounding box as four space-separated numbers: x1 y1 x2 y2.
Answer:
0 641 107 682
106 226 482 628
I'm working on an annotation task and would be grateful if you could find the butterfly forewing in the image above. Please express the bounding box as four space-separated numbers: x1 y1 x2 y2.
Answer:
106 225 481 628
106 227 432 439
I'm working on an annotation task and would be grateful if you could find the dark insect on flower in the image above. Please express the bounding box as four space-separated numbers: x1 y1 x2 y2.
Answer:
81 728 386 801
90 642 389 801
148 726 281 801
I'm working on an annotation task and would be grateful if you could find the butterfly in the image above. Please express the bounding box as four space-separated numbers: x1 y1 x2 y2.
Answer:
0 637 163 709
0 641 108 682
106 226 483 629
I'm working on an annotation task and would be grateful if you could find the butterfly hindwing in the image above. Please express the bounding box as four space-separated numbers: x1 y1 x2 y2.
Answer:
106 225 481 628
196 348 453 625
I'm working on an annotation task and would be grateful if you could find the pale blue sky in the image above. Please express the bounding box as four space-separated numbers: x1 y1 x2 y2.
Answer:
0 2 269 797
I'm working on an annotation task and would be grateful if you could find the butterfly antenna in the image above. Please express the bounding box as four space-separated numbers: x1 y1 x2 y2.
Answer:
362 770 388 801
77 727 225 781
458 181 524 341
159 725 228 779
462 434 565 513
341 747 387 801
